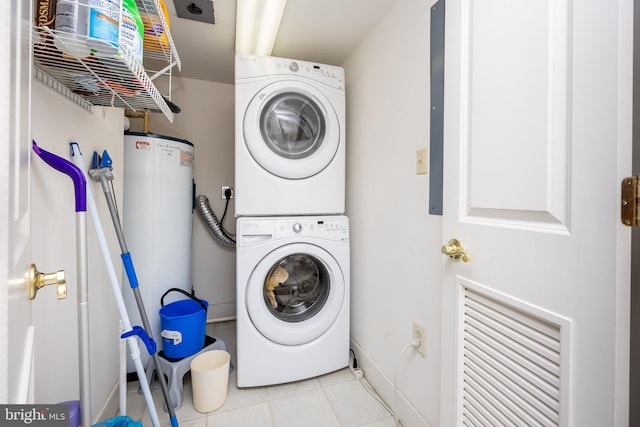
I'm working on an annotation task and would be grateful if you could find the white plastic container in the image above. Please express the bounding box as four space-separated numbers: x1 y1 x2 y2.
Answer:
190 350 231 413
88 0 144 64
87 0 120 55
119 0 144 63
54 0 90 58
122 132 194 372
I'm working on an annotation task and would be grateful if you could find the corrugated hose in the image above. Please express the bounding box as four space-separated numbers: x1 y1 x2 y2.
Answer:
195 194 236 247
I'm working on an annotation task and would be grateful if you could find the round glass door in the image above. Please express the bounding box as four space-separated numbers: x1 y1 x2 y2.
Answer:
261 93 326 160
263 253 330 322
246 243 345 345
243 80 341 180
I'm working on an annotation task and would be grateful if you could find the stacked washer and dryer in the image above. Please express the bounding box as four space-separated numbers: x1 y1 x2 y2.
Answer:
234 54 350 387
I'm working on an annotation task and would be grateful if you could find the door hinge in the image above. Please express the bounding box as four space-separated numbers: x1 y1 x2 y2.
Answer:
621 176 640 226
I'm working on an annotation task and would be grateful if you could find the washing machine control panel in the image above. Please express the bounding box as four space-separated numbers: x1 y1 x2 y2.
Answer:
237 217 349 246
276 217 349 242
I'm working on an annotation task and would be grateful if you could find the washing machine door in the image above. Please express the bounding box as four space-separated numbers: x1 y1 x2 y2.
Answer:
243 80 341 180
245 242 345 345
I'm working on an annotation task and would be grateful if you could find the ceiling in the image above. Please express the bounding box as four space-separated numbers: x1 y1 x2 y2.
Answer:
157 0 397 84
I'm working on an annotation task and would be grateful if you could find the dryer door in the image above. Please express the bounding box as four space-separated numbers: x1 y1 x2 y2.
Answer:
243 80 341 179
245 242 345 345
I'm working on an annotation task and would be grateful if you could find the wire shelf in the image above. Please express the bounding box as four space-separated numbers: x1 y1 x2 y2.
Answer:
32 0 181 122
135 0 181 70
33 66 94 112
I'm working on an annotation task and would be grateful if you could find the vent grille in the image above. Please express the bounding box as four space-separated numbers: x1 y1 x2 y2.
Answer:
462 288 562 426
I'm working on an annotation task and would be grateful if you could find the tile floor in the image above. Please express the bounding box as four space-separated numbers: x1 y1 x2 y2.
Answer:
125 321 396 427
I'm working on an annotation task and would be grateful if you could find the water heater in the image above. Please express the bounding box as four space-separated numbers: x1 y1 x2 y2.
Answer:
123 132 194 372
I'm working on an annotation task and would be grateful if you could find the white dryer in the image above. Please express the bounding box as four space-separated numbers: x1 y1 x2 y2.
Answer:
235 54 346 216
236 216 350 387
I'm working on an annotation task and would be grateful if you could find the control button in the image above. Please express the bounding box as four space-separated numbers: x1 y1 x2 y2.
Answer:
293 223 302 233
289 62 299 72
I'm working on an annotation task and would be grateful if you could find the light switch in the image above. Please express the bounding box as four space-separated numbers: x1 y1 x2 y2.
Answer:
416 148 428 174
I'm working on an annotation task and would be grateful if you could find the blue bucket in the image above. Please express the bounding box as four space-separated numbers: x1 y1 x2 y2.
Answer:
159 288 208 359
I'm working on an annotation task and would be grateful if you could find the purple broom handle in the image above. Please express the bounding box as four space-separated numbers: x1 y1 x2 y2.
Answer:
32 140 86 213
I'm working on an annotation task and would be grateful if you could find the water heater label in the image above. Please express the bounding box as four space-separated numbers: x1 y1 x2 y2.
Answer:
135 140 151 150
180 150 193 167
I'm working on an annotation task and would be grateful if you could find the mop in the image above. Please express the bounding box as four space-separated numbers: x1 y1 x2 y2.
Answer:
69 143 162 427
87 149 180 427
31 141 92 426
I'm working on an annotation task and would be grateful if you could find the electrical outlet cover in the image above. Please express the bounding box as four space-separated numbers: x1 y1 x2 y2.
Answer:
413 320 427 357
416 148 428 174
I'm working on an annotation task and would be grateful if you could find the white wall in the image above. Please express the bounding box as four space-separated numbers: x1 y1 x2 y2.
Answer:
129 76 237 321
343 0 442 425
30 81 124 422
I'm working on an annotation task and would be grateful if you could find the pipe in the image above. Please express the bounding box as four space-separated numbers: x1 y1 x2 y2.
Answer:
125 110 150 133
69 143 161 426
32 141 92 426
195 195 236 247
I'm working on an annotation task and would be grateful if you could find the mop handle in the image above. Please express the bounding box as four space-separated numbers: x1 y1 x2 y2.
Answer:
70 143 162 427
32 141 86 212
121 253 140 288
90 158 180 427
32 141 92 426
88 171 142 290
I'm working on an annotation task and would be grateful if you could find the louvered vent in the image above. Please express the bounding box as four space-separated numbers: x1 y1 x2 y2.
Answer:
462 288 563 426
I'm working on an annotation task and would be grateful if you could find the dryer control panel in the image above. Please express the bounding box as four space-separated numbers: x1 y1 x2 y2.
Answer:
236 54 345 91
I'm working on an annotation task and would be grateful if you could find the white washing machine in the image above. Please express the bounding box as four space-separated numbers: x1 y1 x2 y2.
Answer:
235 54 346 216
236 215 350 387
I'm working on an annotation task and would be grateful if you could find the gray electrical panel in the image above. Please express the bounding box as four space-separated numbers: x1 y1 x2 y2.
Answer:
430 0 445 215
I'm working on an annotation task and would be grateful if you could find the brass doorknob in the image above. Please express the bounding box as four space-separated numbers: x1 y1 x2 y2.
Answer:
29 264 66 300
441 239 471 262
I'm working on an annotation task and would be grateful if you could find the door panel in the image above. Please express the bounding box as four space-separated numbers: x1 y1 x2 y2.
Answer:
462 0 570 230
5 0 33 404
458 278 571 426
441 0 632 425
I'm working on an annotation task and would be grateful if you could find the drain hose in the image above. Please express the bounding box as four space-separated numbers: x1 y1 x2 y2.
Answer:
195 194 236 247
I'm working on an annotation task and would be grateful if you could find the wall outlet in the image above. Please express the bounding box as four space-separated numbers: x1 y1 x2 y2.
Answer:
413 320 427 357
221 186 235 199
416 148 428 175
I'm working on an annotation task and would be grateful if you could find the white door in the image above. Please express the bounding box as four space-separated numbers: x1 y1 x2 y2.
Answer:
2 0 35 403
440 0 632 426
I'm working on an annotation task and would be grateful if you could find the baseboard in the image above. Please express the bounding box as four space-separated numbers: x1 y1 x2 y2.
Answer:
350 337 430 427
208 302 235 322
93 380 120 425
